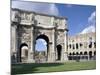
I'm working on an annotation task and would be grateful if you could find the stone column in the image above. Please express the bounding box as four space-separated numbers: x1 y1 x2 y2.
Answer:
14 25 17 59
63 30 68 61
48 42 52 62
92 41 94 49
78 42 80 50
28 26 35 63
51 17 54 26
12 25 17 51
48 29 56 62
11 24 17 63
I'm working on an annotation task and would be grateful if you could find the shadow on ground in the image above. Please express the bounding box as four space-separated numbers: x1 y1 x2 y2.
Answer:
11 63 63 74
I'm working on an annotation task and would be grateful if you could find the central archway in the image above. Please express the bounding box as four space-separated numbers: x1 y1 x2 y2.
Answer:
35 34 49 62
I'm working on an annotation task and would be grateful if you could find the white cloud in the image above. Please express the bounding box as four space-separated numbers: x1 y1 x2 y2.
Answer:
80 25 95 34
88 11 96 25
80 11 96 34
12 1 59 16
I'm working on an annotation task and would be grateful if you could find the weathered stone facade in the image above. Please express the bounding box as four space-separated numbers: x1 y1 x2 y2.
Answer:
68 32 96 61
11 8 68 63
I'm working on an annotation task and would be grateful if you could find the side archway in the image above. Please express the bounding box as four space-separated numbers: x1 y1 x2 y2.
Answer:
56 44 62 60
19 43 28 62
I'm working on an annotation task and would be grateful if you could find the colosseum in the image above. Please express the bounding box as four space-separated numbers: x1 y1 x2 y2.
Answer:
68 32 96 61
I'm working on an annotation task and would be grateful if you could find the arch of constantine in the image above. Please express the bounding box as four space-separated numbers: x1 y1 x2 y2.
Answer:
11 8 68 63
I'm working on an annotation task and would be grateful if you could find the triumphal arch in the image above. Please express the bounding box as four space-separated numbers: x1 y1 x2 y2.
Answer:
11 8 68 63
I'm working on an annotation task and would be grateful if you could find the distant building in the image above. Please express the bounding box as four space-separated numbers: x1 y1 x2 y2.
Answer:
68 32 96 61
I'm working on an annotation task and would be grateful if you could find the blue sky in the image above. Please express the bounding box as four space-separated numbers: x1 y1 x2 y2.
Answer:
12 0 96 51
56 4 96 35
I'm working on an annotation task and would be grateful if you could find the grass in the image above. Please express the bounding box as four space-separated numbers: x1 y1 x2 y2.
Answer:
11 61 96 74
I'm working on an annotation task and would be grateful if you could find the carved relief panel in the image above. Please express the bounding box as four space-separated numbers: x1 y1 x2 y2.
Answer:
56 31 65 45
20 12 34 25
17 26 32 45
35 15 52 26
